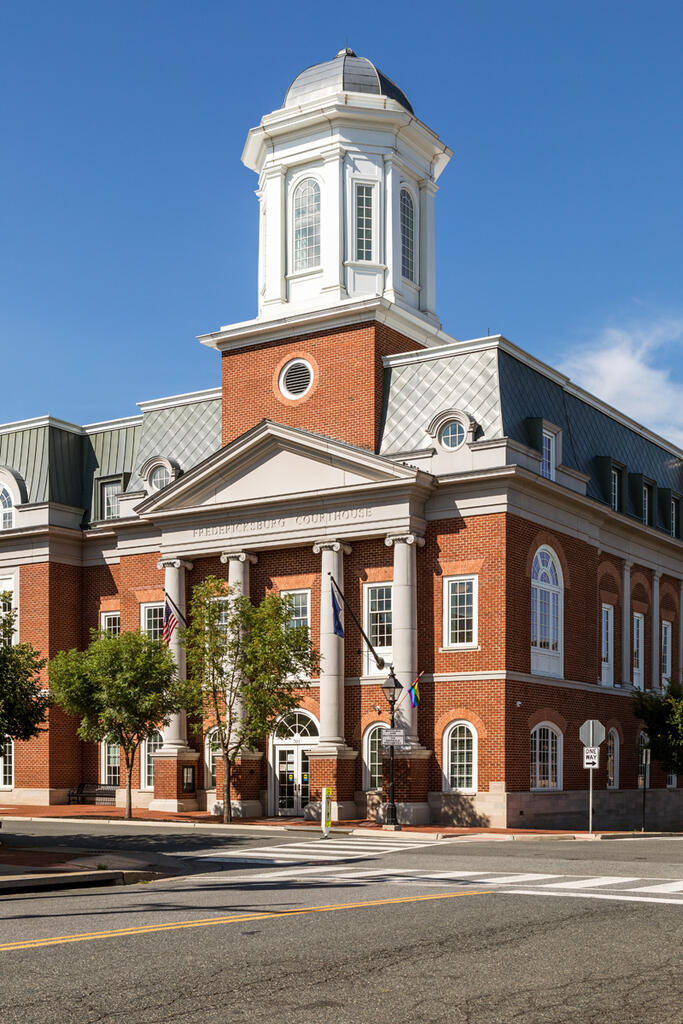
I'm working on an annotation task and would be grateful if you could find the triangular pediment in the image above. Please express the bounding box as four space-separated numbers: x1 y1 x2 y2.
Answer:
136 420 425 517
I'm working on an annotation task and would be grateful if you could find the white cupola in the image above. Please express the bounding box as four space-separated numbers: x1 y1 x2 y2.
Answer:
242 49 452 328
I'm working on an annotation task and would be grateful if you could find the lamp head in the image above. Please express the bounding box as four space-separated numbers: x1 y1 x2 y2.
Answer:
381 669 402 705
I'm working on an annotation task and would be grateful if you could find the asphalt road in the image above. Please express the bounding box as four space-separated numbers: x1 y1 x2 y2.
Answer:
0 822 681 1024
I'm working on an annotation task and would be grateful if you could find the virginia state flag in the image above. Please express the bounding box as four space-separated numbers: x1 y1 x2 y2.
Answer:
331 585 344 638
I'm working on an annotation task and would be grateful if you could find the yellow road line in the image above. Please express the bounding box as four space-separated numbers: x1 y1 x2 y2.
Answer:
0 889 492 953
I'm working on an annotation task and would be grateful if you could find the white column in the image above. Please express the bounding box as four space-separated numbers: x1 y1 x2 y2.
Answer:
652 571 661 690
260 165 287 310
321 145 346 300
383 153 401 301
679 580 683 685
220 550 257 597
313 540 351 747
157 557 193 752
385 533 424 744
418 178 437 319
622 560 631 686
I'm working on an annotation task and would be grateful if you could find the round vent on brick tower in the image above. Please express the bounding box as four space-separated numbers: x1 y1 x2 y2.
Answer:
279 358 313 399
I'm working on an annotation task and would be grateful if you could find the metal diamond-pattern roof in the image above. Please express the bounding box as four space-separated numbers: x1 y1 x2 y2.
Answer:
127 399 222 492
380 348 503 454
285 49 414 114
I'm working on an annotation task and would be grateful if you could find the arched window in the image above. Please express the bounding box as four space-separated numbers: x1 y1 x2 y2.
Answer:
531 546 563 676
0 488 13 531
102 740 120 787
530 723 562 790
141 730 163 790
400 188 415 281
638 731 650 789
606 728 619 789
293 178 321 272
0 737 13 788
443 721 477 793
363 722 388 790
275 710 319 740
206 729 220 790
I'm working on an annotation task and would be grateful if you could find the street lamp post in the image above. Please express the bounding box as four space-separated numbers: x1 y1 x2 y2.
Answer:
381 668 403 830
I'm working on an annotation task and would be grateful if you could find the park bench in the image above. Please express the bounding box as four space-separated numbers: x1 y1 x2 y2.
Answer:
67 783 117 806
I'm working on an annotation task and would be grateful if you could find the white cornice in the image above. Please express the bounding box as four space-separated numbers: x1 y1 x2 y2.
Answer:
83 415 143 434
198 297 454 355
136 387 222 414
0 414 83 436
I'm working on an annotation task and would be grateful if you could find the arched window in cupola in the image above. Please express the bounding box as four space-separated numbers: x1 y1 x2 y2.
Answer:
293 178 321 272
400 188 415 282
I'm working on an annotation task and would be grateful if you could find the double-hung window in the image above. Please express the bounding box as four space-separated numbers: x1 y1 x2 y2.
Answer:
442 575 478 648
281 589 310 631
661 620 672 687
355 183 374 262
0 737 13 788
642 485 651 526
364 583 392 674
141 603 164 640
101 481 121 521
0 578 14 647
142 730 163 789
671 499 679 539
103 741 120 787
610 469 620 512
363 723 387 790
530 724 562 791
633 612 645 689
541 431 555 481
101 612 120 636
600 603 614 686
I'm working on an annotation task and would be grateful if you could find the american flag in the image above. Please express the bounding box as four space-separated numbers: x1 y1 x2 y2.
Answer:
162 598 178 645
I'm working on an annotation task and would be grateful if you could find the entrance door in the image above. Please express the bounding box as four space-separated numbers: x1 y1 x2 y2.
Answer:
275 746 310 816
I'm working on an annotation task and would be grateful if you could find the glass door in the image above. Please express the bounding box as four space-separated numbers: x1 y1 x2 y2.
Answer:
275 746 310 816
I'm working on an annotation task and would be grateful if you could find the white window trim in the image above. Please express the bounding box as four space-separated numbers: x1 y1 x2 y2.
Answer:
100 611 121 635
530 545 564 679
600 603 614 686
362 721 389 791
399 182 419 286
280 588 311 630
0 736 14 790
100 478 122 521
205 728 220 792
100 739 121 787
442 720 478 794
541 430 556 481
642 484 650 526
662 619 673 687
363 581 392 676
0 572 18 645
288 172 323 279
351 179 379 265
139 730 163 790
606 728 619 790
442 575 479 650
530 722 563 792
633 612 645 690
610 468 620 512
140 602 164 639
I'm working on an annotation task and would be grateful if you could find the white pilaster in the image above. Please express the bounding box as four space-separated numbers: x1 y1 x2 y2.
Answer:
313 539 351 747
383 153 401 301
321 146 346 300
652 571 661 690
260 165 287 311
622 560 631 686
157 557 193 753
385 533 424 744
418 178 437 320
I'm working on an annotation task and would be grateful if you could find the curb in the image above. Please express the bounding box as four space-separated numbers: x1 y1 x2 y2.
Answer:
0 869 164 895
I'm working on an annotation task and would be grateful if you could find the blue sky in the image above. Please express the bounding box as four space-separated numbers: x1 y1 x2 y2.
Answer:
2 1 682 441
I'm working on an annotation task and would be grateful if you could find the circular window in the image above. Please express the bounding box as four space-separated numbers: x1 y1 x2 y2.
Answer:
149 465 171 491
279 359 313 400
439 420 466 450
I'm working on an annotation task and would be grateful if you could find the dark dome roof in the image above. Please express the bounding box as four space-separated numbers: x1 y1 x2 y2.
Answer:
284 48 414 114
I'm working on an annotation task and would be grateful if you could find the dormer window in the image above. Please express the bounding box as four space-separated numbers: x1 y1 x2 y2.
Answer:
149 465 171 491
439 420 466 450
610 468 621 511
101 481 121 521
541 430 555 480
642 484 651 526
400 188 415 281
293 178 321 272
140 456 178 496
0 488 13 531
671 498 679 539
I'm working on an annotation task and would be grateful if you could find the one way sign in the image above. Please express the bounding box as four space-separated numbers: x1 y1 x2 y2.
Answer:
583 747 599 769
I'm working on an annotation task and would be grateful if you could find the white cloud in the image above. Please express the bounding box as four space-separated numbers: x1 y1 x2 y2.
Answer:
560 317 683 448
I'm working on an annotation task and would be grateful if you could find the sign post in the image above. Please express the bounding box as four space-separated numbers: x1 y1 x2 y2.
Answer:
579 720 605 835
321 786 332 838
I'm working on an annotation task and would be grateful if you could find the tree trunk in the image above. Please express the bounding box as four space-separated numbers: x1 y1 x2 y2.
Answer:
125 754 133 821
227 757 233 823
223 753 230 824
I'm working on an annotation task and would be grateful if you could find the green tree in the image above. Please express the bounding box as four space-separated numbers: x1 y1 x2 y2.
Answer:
49 629 186 819
183 576 319 823
0 592 49 748
633 682 683 775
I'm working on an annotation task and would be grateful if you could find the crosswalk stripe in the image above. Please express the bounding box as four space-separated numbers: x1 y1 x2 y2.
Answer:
474 873 562 884
624 880 683 893
507 889 683 907
539 876 639 889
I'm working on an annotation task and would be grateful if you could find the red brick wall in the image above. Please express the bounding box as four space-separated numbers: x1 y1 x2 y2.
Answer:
221 321 420 451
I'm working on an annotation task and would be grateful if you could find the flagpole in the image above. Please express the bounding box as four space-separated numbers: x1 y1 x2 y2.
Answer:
164 593 187 628
394 670 425 712
328 573 385 672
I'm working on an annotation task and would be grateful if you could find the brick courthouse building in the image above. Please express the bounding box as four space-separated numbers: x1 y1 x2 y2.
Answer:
1 50 681 828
